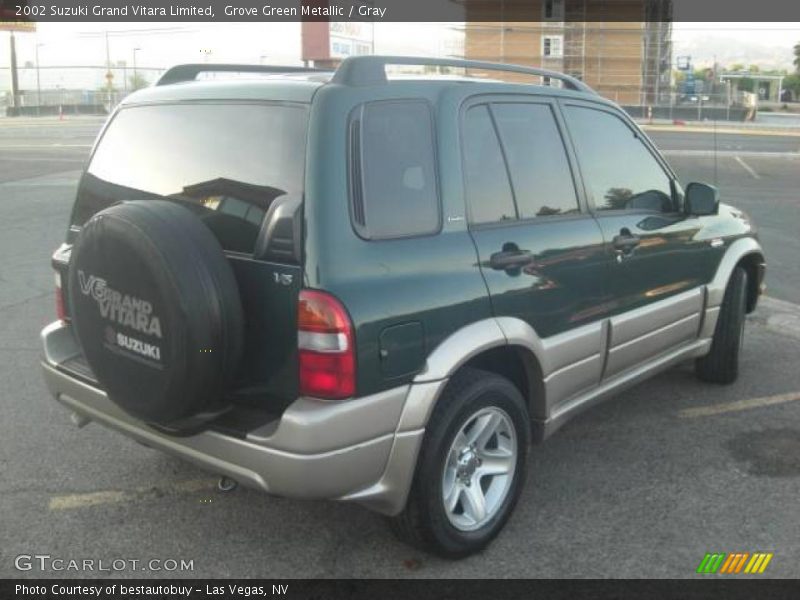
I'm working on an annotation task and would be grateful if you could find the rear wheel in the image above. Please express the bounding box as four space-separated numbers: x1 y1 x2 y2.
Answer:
390 368 529 558
696 266 748 384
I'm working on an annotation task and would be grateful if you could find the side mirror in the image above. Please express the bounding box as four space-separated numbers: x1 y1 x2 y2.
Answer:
685 182 719 216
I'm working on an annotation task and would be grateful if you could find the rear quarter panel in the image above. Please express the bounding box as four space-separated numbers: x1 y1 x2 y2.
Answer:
303 83 492 397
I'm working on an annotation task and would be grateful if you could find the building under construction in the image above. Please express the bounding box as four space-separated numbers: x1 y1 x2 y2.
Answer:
463 0 672 105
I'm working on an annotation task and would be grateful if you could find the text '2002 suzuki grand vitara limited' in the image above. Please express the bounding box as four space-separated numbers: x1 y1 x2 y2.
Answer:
41 56 766 557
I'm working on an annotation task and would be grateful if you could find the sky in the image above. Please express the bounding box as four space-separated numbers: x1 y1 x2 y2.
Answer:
1 22 798 91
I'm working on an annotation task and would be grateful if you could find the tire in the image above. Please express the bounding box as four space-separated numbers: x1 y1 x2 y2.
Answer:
696 266 748 384
68 200 244 431
389 368 530 558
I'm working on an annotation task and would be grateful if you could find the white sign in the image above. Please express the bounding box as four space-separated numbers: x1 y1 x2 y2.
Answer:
329 22 373 58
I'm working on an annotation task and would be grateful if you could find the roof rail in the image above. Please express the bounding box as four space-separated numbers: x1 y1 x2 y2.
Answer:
331 56 596 94
157 63 329 86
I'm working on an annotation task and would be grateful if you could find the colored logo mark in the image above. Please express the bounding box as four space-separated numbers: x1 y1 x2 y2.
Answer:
696 552 773 574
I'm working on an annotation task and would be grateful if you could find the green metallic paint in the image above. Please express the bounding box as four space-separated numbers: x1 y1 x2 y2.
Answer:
302 80 762 400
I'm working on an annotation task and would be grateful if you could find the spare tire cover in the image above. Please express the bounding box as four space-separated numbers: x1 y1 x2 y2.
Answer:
68 200 244 428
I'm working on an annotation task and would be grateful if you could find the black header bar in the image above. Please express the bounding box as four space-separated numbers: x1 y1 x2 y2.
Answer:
1 0 799 23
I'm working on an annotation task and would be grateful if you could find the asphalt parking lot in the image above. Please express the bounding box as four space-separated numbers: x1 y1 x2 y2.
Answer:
1 117 799 578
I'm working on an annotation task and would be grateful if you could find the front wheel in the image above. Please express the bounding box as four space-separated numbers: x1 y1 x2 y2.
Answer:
389 368 530 558
696 266 748 384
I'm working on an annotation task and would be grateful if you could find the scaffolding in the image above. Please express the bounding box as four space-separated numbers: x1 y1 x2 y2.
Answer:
461 1 674 106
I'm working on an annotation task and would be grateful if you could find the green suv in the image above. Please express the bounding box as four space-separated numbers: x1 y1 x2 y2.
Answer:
41 56 766 557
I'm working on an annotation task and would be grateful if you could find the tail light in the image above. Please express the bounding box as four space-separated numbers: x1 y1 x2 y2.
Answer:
54 271 68 322
297 289 355 399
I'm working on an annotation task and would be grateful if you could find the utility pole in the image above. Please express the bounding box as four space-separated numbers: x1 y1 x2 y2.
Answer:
133 47 140 90
35 42 44 115
9 31 20 110
105 31 114 110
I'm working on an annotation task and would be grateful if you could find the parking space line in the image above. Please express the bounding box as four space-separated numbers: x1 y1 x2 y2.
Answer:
734 156 761 179
0 157 85 162
0 144 93 148
49 478 218 511
678 391 800 419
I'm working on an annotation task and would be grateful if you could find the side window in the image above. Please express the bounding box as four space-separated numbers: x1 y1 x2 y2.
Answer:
352 100 440 239
492 103 579 218
564 105 675 213
462 105 516 224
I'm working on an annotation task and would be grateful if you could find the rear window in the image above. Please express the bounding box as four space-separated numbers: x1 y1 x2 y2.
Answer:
73 102 308 254
350 100 440 239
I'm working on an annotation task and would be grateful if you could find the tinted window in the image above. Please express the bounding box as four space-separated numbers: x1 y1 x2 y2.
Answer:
492 103 579 218
75 103 308 253
564 106 674 213
462 105 516 224
355 100 440 239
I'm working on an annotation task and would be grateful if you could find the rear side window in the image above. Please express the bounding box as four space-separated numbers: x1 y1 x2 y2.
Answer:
74 102 308 254
350 100 440 239
462 105 516 224
491 103 579 218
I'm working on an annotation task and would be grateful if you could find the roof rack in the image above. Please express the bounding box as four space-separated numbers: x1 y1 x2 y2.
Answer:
331 56 596 94
156 63 329 86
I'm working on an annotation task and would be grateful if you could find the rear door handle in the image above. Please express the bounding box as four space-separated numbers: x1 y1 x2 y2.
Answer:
612 232 641 253
489 249 532 270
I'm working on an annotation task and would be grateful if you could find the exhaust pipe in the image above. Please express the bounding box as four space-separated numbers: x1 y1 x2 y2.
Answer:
70 411 91 428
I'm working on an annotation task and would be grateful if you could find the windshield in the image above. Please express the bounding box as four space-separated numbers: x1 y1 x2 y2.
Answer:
73 102 308 254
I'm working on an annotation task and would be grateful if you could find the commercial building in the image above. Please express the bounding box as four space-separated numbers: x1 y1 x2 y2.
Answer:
463 0 672 105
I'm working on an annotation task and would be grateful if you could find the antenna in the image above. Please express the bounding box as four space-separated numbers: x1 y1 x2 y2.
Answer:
713 114 718 186
712 55 718 186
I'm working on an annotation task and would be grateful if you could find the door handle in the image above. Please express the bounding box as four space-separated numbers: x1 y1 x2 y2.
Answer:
612 230 641 254
489 249 532 270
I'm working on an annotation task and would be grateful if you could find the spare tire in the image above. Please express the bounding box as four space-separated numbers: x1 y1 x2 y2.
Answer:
68 200 244 431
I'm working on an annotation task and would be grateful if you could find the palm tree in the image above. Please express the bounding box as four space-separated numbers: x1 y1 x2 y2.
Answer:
794 42 800 73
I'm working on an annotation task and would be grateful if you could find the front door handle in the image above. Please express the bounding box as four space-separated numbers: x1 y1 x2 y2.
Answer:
489 249 532 270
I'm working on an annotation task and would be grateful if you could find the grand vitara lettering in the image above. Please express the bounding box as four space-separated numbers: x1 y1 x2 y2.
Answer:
78 271 163 339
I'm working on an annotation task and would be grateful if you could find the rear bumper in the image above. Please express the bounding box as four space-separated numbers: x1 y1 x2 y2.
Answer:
41 321 429 515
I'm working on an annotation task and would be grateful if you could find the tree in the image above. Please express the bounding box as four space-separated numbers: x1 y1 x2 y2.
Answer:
784 74 800 101
794 42 800 72
129 72 149 91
